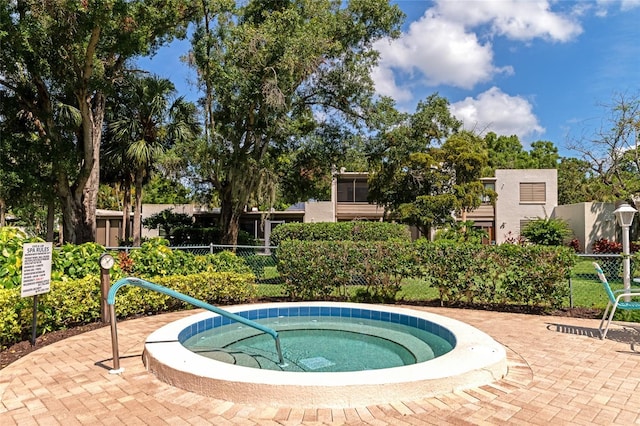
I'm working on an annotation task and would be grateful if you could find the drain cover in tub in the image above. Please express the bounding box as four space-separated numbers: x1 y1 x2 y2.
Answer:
299 357 335 370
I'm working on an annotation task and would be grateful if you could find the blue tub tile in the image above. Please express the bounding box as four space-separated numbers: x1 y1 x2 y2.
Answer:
320 307 330 316
268 308 278 318
310 306 320 316
340 307 350 318
299 306 310 316
330 307 340 317
370 310 380 321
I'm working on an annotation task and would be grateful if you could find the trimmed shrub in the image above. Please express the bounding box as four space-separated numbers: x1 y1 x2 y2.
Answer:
277 239 416 301
416 240 576 308
0 271 256 349
269 221 410 245
112 272 257 317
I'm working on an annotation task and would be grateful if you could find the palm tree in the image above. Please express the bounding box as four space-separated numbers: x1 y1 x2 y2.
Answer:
105 75 199 246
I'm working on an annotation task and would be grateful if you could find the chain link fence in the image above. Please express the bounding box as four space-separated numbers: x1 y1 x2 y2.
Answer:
570 254 634 309
110 245 629 308
109 244 287 298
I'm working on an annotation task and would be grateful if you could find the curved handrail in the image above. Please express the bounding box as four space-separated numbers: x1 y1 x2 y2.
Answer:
106 277 284 371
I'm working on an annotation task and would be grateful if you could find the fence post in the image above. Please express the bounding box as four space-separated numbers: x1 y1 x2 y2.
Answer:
210 242 214 255
568 276 573 308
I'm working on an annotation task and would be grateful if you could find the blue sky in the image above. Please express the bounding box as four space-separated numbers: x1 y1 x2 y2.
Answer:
140 0 640 157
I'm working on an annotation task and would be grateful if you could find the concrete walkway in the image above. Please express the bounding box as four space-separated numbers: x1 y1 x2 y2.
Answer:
1 306 640 425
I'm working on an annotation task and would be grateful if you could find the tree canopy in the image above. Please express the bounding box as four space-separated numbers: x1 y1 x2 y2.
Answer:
181 0 405 244
567 92 640 207
0 0 196 243
366 95 493 236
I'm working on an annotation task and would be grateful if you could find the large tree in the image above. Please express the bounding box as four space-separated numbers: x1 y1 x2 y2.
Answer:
483 133 560 174
557 157 600 205
0 1 195 243
567 92 640 207
366 94 465 237
0 87 55 236
105 75 199 246
185 0 404 244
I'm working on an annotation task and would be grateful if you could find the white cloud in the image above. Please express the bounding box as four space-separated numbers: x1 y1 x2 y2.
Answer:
434 0 583 42
370 57 413 102
449 87 545 140
621 0 640 10
373 10 512 97
597 0 640 12
372 0 582 101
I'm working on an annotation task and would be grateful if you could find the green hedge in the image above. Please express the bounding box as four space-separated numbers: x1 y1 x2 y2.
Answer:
269 221 411 245
277 239 576 308
277 239 416 301
0 272 256 349
416 240 577 308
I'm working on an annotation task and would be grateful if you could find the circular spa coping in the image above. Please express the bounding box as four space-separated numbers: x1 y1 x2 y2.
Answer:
142 302 507 408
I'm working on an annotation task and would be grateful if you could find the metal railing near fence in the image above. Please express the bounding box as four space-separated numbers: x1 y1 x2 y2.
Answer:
570 253 628 309
106 245 630 308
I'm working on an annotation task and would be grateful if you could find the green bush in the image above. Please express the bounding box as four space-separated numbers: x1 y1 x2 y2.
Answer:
171 226 256 246
269 221 411 245
0 288 23 347
126 238 252 277
0 271 256 349
54 242 107 279
520 217 572 246
416 240 577 308
113 272 256 317
0 227 46 289
277 239 415 301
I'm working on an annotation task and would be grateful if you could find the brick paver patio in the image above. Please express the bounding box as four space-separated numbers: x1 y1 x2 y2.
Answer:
1 306 639 425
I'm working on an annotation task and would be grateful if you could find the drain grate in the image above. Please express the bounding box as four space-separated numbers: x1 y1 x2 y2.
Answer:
299 357 335 370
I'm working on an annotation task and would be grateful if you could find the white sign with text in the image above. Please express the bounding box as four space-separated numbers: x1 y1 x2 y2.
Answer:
21 242 53 297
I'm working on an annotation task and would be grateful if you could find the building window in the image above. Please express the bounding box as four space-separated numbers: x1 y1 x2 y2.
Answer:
482 182 495 203
337 178 369 203
519 182 546 203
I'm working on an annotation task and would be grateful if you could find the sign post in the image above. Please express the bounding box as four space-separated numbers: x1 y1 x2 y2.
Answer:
21 242 53 346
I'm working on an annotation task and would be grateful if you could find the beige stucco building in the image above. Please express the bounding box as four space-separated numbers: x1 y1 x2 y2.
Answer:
96 168 625 252
552 202 618 253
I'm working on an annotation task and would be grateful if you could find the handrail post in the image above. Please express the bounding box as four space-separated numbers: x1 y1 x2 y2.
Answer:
109 304 124 374
275 336 285 366
107 277 285 368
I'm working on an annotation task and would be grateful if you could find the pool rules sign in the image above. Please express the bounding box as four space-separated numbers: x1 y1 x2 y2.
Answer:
21 242 53 297
21 242 53 346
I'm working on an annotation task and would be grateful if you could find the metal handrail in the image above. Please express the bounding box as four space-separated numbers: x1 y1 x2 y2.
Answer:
106 277 284 373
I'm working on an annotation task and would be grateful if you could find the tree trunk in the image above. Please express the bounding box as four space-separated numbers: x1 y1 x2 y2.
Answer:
53 86 105 245
132 169 144 246
219 185 244 247
58 186 83 244
0 198 5 227
46 198 55 242
120 183 131 244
